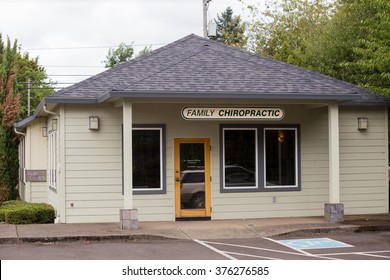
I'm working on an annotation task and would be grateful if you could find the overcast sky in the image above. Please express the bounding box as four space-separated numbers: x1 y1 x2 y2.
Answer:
1 0 256 88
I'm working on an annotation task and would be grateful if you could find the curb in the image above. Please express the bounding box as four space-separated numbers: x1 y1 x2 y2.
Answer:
0 234 175 245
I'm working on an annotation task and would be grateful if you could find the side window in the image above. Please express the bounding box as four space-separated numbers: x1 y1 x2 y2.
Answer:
48 130 57 190
132 125 165 194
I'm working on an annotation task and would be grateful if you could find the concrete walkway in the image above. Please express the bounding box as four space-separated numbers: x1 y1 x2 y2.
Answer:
1 214 389 244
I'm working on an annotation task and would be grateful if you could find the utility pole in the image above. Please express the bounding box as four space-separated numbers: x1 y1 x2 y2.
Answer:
203 0 212 38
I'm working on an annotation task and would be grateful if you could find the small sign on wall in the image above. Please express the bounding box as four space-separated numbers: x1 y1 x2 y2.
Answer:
182 106 285 120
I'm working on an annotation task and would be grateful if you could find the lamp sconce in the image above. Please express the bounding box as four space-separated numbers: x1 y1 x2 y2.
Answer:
51 119 58 131
357 117 368 130
42 127 47 137
89 116 99 130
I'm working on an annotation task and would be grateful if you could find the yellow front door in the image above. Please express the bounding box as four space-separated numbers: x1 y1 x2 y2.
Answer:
174 138 211 219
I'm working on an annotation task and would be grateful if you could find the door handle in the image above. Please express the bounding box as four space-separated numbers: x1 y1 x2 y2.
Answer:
175 178 180 182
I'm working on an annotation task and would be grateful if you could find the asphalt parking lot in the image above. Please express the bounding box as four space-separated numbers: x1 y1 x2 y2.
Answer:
196 231 390 260
1 231 389 260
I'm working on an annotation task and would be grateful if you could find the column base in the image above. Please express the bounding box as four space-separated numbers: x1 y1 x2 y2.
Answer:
324 203 344 223
120 209 139 230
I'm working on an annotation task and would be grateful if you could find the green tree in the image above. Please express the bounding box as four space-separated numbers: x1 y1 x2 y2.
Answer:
104 42 134 68
210 6 248 49
0 35 21 201
0 34 53 202
15 52 55 119
339 0 390 96
246 0 333 66
303 0 390 96
136 45 152 58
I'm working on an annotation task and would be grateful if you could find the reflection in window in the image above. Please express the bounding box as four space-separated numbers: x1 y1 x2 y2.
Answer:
133 128 162 190
223 129 257 189
265 129 297 187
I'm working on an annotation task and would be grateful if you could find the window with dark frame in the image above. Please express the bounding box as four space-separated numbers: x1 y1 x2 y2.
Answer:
264 128 298 188
132 126 165 192
221 125 299 192
223 128 257 189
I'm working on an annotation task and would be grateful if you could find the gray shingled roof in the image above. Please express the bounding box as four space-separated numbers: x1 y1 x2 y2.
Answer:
45 34 388 105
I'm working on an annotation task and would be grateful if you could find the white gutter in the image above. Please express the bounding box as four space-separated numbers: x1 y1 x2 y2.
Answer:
14 127 26 137
43 104 57 115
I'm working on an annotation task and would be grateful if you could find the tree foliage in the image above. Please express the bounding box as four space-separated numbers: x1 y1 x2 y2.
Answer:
246 0 333 66
210 6 248 49
0 35 20 201
15 53 55 119
338 0 390 96
0 33 53 201
136 45 152 58
104 43 154 68
245 0 390 96
104 42 134 68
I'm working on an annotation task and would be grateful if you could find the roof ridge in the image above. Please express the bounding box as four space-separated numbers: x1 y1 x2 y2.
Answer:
120 41 211 90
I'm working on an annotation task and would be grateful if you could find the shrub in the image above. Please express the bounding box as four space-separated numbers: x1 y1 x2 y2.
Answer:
0 200 55 224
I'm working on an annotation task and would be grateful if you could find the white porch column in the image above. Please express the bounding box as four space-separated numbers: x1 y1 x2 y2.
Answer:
325 103 344 222
120 100 138 229
328 103 340 203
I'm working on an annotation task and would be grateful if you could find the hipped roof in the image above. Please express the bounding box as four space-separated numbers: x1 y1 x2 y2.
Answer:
44 34 388 105
15 34 390 128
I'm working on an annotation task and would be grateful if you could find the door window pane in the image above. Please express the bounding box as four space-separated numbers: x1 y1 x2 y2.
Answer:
223 129 257 189
179 143 205 209
265 129 297 187
133 129 162 189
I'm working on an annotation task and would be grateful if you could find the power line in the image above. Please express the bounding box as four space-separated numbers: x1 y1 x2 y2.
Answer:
22 43 166 51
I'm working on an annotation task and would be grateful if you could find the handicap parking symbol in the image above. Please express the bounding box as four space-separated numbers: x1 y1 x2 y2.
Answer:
278 238 353 250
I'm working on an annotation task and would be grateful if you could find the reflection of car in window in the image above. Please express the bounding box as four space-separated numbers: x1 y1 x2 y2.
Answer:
180 170 205 209
225 165 256 187
180 165 256 209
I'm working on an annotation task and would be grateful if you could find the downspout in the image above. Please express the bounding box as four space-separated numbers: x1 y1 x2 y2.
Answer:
43 104 57 115
14 127 26 137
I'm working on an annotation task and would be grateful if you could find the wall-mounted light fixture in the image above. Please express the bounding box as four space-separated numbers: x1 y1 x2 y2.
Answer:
89 116 99 130
42 127 47 137
51 119 58 131
357 117 368 130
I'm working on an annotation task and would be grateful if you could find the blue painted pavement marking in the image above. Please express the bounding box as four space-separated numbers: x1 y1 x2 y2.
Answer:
278 238 353 250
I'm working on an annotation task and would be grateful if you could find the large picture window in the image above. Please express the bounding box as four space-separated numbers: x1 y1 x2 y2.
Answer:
132 125 165 193
222 128 257 190
220 125 300 192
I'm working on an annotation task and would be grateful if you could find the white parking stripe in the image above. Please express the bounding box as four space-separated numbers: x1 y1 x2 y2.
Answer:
356 253 390 259
226 251 281 260
319 250 390 257
203 240 306 256
193 239 237 260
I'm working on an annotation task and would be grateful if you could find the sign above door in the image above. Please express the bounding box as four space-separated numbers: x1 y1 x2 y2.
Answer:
182 106 285 121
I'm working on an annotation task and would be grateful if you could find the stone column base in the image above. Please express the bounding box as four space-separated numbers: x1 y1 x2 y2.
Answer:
324 203 344 223
120 209 139 230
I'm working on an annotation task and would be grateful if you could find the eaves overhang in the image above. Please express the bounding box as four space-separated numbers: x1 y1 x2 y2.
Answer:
13 100 46 129
99 90 363 103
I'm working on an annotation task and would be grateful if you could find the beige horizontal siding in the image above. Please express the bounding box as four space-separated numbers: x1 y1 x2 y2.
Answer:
30 182 48 203
62 103 388 222
64 105 123 223
339 107 388 214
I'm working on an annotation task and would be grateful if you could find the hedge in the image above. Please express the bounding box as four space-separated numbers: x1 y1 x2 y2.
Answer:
0 200 55 224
